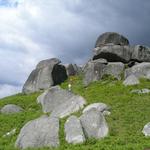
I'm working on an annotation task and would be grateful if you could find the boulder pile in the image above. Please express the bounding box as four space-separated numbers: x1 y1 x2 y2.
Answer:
15 85 110 149
83 32 150 86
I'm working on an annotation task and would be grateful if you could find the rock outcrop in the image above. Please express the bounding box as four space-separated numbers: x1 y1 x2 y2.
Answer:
15 115 59 149
22 58 68 94
37 86 86 118
82 32 150 86
0 104 23 114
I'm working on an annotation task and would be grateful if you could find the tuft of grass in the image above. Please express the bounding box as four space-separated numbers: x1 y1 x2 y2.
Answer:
1 76 150 149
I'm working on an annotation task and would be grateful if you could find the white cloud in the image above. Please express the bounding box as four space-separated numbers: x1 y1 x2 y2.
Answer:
0 84 21 99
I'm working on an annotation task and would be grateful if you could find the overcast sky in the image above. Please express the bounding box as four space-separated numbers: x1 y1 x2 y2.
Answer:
0 0 150 98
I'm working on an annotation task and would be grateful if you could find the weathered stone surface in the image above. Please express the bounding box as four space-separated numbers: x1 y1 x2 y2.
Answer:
65 116 85 144
15 116 59 149
36 58 61 69
83 60 124 86
142 122 150 136
65 64 82 76
95 32 129 48
93 44 150 63
131 45 150 62
80 109 109 139
123 75 140 86
145 71 150 79
131 89 150 94
0 104 23 114
37 86 86 118
83 103 109 114
125 62 150 79
22 58 67 94
103 62 124 80
83 60 106 86
93 45 131 62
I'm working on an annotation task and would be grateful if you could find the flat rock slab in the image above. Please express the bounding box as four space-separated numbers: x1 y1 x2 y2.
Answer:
15 115 59 149
37 86 86 118
123 75 140 86
65 116 85 144
80 109 109 139
93 45 131 62
93 45 150 63
142 122 150 136
0 104 23 114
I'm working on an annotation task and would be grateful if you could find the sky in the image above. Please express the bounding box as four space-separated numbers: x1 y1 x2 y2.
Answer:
0 0 150 98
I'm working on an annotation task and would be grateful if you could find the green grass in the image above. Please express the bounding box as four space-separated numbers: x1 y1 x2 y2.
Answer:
1 76 150 150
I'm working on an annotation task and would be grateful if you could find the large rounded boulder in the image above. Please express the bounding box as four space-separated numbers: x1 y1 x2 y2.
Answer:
22 58 68 94
95 32 129 48
15 115 59 149
80 109 109 139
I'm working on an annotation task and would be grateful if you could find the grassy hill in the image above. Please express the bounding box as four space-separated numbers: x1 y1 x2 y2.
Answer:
1 76 150 150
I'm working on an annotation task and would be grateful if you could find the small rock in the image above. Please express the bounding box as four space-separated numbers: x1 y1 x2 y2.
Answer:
131 89 150 94
80 109 109 139
142 122 150 136
83 103 109 114
0 104 23 114
65 116 85 144
102 110 111 116
123 75 140 86
15 115 59 149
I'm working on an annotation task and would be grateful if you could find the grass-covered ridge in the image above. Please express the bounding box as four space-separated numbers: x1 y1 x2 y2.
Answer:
1 76 150 150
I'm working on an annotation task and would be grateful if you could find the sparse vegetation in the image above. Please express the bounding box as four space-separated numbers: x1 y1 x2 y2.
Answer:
1 76 150 150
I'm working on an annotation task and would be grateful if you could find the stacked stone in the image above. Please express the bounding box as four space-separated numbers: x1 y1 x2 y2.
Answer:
83 32 150 86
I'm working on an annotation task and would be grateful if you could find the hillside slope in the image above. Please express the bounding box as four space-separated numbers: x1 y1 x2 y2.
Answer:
1 76 150 150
